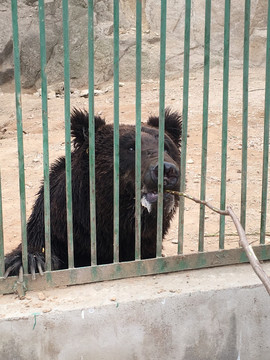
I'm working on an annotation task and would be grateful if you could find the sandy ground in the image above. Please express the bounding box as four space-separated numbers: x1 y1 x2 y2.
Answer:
0 67 269 258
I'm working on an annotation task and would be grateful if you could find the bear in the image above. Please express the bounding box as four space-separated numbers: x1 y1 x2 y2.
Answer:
4 108 181 277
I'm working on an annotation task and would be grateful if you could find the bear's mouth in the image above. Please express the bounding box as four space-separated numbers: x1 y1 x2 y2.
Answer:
141 190 174 214
145 191 158 203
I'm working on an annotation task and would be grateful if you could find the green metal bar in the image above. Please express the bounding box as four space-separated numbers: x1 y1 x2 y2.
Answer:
156 0 167 258
260 0 270 244
0 171 4 277
178 0 191 255
135 0 142 260
62 0 74 268
219 0 231 249
113 0 120 263
2 244 270 294
38 0 51 272
11 0 28 274
88 0 97 265
198 0 211 252
240 0 250 231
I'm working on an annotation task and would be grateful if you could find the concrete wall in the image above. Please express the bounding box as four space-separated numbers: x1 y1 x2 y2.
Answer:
1 263 270 359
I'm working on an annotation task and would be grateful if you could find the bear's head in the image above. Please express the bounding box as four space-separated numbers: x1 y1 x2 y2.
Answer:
118 109 181 215
71 108 181 217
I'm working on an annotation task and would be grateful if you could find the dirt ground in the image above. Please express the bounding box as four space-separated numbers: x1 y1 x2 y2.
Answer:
0 67 269 258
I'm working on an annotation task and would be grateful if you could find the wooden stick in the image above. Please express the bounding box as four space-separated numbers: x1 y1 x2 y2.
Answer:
227 206 270 296
166 190 270 295
166 190 229 215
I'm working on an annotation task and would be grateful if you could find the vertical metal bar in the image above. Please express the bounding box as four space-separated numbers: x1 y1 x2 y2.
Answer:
260 0 270 244
156 0 167 258
219 0 231 249
0 171 4 277
113 0 120 263
240 0 250 230
11 0 28 274
198 0 211 252
62 0 74 268
38 0 51 272
88 0 97 265
135 0 142 260
178 0 191 255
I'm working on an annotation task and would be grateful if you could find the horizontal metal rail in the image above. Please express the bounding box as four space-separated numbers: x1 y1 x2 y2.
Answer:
1 245 270 295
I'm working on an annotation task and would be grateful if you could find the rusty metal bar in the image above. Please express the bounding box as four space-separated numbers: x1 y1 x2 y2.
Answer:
88 0 97 265
156 0 167 258
0 171 4 277
260 0 270 244
178 0 191 255
135 0 142 260
240 0 250 231
219 0 231 249
62 0 74 269
38 0 51 272
1 245 270 295
198 0 211 252
11 0 28 274
113 0 120 263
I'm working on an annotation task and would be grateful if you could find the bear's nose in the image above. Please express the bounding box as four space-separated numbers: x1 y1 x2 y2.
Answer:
150 162 179 188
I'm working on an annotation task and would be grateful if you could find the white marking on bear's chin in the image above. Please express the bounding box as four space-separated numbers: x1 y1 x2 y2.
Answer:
167 197 175 214
141 195 152 213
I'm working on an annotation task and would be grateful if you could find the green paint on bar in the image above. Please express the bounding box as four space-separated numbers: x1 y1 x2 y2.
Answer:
88 0 97 265
0 171 4 277
156 0 167 258
178 0 191 255
240 0 250 231
113 0 120 263
260 0 270 244
62 0 74 269
135 0 142 260
38 0 51 272
219 0 231 249
11 0 28 274
198 0 211 252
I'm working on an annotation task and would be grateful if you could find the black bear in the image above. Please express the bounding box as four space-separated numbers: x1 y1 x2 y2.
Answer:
4 108 181 277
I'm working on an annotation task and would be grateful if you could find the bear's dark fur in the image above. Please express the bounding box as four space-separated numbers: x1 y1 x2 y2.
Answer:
5 108 182 276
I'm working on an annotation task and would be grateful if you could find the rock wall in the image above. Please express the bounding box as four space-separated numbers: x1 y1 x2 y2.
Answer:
0 0 268 89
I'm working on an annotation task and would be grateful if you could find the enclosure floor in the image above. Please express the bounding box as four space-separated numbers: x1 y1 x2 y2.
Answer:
0 67 269 256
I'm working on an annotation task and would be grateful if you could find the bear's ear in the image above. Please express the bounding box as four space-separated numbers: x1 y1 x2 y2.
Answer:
71 108 106 148
147 108 182 147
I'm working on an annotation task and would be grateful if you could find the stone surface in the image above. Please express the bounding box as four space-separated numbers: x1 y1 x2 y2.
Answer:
0 0 268 88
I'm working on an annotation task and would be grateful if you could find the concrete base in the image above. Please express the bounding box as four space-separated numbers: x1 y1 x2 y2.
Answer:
1 263 270 360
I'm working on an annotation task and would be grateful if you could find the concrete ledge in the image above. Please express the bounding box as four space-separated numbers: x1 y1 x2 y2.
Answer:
1 263 270 359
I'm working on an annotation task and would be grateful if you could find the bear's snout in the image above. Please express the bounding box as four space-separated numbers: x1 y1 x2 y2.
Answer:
150 162 179 189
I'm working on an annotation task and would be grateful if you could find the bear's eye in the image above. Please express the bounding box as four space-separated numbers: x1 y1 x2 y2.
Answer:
164 145 170 154
128 145 135 152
